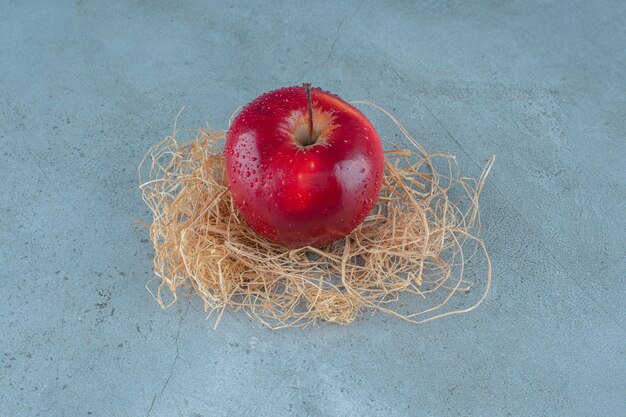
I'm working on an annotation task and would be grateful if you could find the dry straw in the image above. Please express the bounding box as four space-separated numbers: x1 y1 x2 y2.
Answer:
139 102 494 329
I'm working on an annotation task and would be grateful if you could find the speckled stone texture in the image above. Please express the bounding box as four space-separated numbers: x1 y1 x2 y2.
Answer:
0 1 624 416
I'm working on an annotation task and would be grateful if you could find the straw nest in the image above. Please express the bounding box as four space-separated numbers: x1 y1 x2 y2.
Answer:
139 102 494 329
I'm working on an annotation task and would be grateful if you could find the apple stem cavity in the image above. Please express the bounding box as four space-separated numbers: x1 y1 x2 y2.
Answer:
302 82 315 147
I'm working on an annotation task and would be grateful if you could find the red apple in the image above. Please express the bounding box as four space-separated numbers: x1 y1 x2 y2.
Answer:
224 85 384 247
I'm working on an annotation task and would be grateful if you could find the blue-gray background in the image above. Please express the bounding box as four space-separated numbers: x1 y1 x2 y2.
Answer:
1 1 624 416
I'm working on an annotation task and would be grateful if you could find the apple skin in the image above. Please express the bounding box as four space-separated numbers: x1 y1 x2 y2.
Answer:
225 86 384 247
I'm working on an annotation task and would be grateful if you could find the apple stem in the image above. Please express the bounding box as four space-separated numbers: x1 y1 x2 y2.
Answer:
303 82 314 145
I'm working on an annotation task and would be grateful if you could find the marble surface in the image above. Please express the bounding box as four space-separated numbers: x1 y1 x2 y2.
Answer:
1 1 624 415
